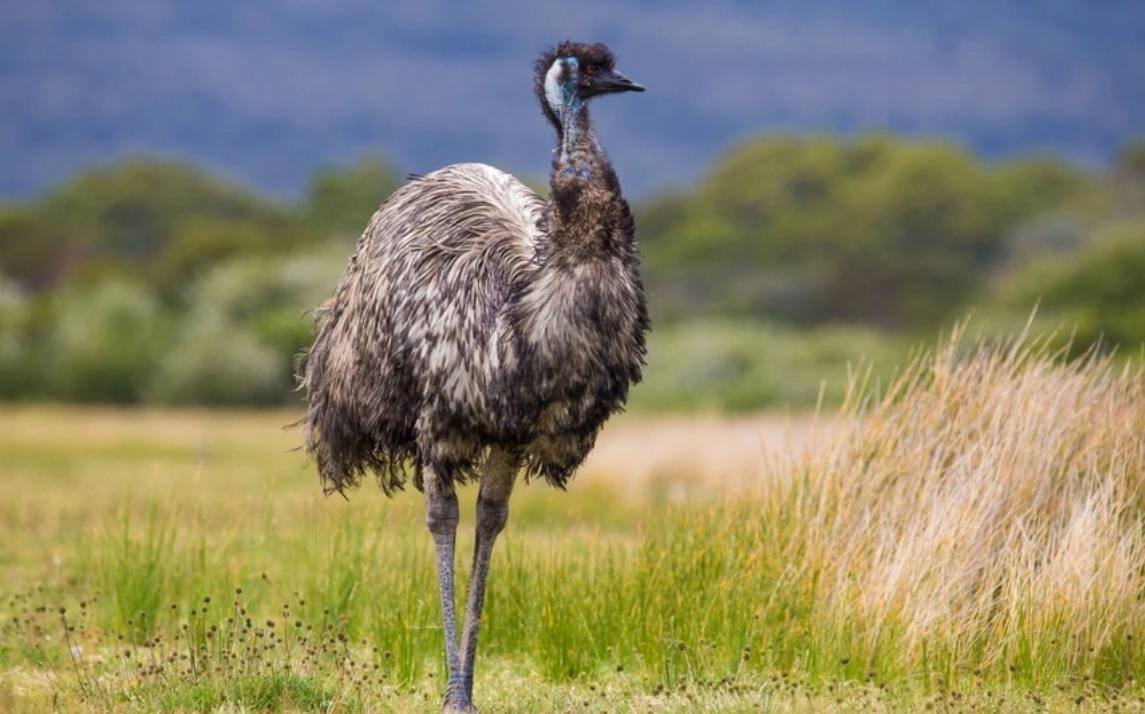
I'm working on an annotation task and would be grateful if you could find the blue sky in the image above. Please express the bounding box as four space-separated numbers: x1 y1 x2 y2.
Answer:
2 1 1143 198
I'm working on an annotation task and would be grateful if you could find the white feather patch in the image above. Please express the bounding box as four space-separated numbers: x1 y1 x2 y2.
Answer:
544 59 564 117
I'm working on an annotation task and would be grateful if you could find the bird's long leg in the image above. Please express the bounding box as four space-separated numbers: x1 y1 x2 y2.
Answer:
424 470 467 710
459 448 518 703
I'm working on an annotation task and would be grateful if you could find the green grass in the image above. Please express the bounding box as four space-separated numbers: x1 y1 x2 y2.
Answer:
2 330 1145 712
631 320 907 412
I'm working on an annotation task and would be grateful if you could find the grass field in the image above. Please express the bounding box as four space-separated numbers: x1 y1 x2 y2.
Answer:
2 330 1145 712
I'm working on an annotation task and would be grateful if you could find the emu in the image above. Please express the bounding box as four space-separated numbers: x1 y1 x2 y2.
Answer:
298 41 647 713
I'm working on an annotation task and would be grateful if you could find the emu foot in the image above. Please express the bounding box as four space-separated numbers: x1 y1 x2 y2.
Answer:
442 680 476 714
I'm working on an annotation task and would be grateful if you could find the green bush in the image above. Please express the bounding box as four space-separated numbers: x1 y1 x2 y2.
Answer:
639 135 1097 326
145 250 345 405
145 315 287 406
0 278 38 398
43 281 166 402
631 320 907 411
0 143 1136 409
304 156 401 240
154 216 299 294
998 220 1145 349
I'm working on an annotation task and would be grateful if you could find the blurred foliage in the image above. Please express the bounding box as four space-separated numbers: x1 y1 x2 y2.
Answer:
147 251 348 405
0 277 36 397
304 156 403 240
1113 140 1145 214
0 135 1141 408
630 320 906 412
639 134 1100 326
146 317 287 406
997 220 1145 348
4 160 295 293
42 281 166 402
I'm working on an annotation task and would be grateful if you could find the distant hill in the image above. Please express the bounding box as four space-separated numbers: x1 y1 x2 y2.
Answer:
3 1 1143 199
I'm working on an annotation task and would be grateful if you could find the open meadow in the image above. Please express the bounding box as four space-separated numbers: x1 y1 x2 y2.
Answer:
4 5 1145 712
2 332 1145 713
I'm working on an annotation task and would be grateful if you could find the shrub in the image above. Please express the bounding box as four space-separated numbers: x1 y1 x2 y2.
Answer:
0 278 37 398
999 219 1145 349
304 156 401 240
145 315 286 406
145 250 344 405
43 281 166 402
632 320 905 411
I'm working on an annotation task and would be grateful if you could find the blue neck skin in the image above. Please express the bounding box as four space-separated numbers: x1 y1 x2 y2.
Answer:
557 58 593 179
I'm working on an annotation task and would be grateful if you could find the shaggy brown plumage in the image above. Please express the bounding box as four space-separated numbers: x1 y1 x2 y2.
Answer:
299 43 648 497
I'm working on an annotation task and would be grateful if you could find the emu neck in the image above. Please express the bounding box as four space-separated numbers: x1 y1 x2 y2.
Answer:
556 103 600 179
513 100 640 370
544 101 627 257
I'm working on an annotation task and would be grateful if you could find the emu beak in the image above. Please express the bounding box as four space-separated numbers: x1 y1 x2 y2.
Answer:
590 68 645 94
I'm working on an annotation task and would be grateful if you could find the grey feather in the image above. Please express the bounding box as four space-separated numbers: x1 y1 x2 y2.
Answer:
298 53 648 497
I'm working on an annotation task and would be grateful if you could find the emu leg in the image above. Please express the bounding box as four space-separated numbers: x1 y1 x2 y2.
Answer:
459 449 518 704
424 475 469 712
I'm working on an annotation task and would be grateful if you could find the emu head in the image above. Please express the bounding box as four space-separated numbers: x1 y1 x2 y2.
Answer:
535 41 644 130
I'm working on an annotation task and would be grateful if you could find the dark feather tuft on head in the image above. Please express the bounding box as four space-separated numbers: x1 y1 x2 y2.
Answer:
534 41 618 127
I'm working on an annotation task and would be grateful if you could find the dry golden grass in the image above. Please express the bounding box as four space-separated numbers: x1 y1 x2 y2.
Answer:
783 325 1145 679
579 411 843 498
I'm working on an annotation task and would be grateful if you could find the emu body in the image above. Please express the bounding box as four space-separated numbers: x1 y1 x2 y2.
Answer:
299 42 646 713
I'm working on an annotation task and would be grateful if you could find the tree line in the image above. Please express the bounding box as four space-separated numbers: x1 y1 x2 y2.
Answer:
1 135 1142 406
